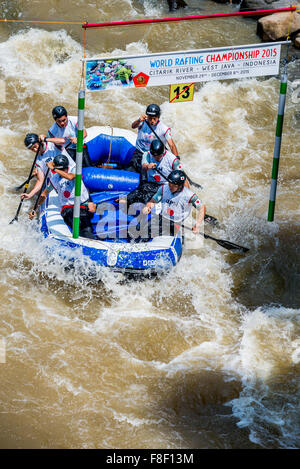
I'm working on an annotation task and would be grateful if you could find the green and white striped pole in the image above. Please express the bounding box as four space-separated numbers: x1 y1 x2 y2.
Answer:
267 70 287 222
72 89 85 238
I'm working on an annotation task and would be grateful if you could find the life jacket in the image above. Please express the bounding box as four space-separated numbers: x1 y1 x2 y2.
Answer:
48 116 78 151
35 142 74 176
145 150 181 184
49 171 89 211
136 120 171 153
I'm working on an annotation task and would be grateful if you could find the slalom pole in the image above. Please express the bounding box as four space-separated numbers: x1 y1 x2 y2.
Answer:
73 88 85 238
267 62 288 222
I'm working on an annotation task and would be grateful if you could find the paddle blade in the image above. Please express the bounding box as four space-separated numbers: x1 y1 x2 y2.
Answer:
215 238 249 253
202 232 249 253
186 175 203 190
9 216 18 225
189 179 203 190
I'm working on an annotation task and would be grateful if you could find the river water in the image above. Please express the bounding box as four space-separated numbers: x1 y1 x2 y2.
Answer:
0 0 299 450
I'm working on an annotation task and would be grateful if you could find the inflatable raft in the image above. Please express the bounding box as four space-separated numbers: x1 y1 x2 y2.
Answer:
40 127 183 275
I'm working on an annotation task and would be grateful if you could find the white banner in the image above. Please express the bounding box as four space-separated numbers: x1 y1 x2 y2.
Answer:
84 42 283 92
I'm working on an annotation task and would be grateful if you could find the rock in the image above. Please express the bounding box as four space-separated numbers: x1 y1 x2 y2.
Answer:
257 12 300 41
240 0 292 13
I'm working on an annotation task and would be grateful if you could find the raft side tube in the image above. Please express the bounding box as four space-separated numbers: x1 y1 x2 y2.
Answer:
86 134 136 166
82 167 140 192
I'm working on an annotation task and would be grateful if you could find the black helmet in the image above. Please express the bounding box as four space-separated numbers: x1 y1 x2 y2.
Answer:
53 154 69 169
150 139 165 157
52 105 67 120
146 104 160 117
168 170 187 186
24 133 39 148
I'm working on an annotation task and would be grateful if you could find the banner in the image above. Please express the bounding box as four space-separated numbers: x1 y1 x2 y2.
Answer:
84 42 283 92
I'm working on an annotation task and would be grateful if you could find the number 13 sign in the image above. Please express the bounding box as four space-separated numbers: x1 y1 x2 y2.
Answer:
169 83 195 103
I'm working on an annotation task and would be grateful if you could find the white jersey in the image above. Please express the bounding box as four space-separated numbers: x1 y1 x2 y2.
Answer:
142 149 182 184
35 142 74 176
160 185 199 222
48 115 79 150
136 120 172 153
48 168 89 210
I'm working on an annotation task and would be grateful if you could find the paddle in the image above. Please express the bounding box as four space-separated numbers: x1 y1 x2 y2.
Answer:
30 167 50 219
9 140 42 224
180 223 249 253
151 165 219 226
144 119 203 190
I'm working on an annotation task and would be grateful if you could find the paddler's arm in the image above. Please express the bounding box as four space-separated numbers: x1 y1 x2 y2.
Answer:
141 151 156 171
142 199 155 215
39 134 65 145
41 129 87 145
69 129 87 144
21 169 45 200
29 188 50 219
53 169 75 181
167 137 178 157
46 161 75 181
191 196 206 234
132 113 147 129
142 186 163 214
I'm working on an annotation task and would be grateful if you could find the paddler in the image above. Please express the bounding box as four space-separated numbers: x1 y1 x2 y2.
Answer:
29 154 96 239
127 103 178 173
44 105 92 167
140 169 206 238
21 133 74 201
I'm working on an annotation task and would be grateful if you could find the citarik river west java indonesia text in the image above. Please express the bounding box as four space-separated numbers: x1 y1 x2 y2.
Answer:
0 0 299 452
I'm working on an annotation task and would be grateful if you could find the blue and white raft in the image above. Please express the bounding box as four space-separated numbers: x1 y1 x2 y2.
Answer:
40 127 183 275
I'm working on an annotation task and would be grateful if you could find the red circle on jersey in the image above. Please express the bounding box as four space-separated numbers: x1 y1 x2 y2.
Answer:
154 174 161 182
64 190 71 198
167 208 174 216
